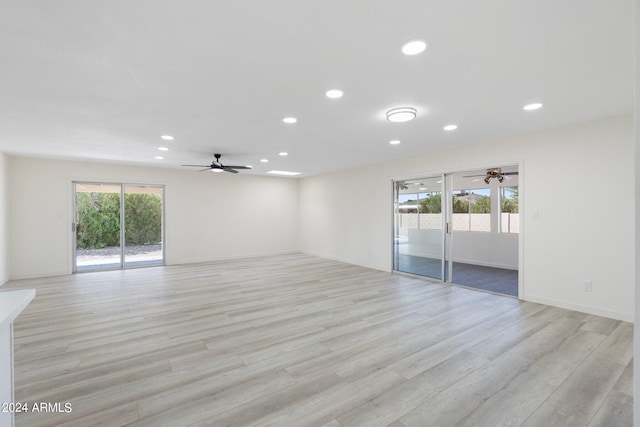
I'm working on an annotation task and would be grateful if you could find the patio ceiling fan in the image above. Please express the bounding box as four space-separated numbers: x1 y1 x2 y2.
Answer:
182 154 252 174
464 168 518 184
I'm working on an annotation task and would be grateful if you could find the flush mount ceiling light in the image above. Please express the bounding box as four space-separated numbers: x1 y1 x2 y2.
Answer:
282 117 297 124
326 89 343 99
523 102 543 111
160 135 174 141
402 40 427 55
389 140 401 145
267 170 301 176
443 124 458 131
386 107 417 123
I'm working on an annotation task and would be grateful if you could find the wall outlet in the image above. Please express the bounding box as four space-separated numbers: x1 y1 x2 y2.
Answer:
582 280 592 292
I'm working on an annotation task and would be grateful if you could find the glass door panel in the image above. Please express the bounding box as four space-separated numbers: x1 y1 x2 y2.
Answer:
448 167 519 296
124 185 164 267
393 176 444 280
74 183 122 271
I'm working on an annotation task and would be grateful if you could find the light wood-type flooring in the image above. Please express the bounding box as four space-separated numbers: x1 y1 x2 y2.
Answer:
3 253 633 426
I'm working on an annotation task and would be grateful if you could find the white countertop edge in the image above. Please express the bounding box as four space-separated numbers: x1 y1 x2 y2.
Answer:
0 289 36 328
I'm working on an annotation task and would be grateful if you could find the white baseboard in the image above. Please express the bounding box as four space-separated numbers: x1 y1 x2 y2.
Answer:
9 270 69 281
522 294 633 322
452 257 518 271
300 250 390 273
167 250 300 266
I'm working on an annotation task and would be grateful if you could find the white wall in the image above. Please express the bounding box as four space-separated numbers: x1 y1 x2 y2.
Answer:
0 153 9 285
300 115 634 321
452 232 518 269
8 157 299 279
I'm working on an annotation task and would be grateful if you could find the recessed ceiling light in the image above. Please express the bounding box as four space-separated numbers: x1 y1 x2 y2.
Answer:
326 89 343 99
154 156 164 160
160 135 174 140
386 107 417 123
260 159 269 163
279 152 288 156
419 187 426 191
389 140 401 145
267 170 301 176
158 146 169 151
402 40 427 55
282 117 297 124
443 124 458 131
523 103 543 111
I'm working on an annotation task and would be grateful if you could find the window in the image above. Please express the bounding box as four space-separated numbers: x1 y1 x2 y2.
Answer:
500 186 519 233
452 188 491 232
419 192 442 229
397 191 442 230
398 193 419 229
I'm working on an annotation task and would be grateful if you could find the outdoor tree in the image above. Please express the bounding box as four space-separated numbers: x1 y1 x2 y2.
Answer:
501 186 519 213
470 194 491 213
452 195 469 213
419 193 441 213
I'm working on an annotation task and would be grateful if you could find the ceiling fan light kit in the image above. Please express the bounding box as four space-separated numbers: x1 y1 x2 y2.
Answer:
465 167 518 184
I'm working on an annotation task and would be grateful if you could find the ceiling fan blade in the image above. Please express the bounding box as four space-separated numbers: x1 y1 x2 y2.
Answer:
502 172 519 175
186 156 248 174
463 174 486 178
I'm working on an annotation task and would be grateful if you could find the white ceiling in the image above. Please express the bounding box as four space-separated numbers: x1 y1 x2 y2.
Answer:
0 1 633 177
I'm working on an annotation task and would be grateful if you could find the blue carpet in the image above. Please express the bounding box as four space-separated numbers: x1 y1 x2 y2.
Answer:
395 254 518 297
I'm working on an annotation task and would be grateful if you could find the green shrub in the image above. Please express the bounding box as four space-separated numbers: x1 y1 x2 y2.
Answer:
75 192 162 250
124 194 162 246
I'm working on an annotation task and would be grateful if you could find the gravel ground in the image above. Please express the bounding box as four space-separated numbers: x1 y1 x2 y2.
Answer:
76 244 163 265
76 244 163 266
76 244 162 257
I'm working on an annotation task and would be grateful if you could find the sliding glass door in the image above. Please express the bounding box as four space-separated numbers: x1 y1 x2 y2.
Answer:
394 167 520 297
74 182 164 272
393 176 448 280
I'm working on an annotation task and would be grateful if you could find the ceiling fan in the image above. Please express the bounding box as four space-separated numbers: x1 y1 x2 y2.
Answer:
182 154 252 174
464 168 518 184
